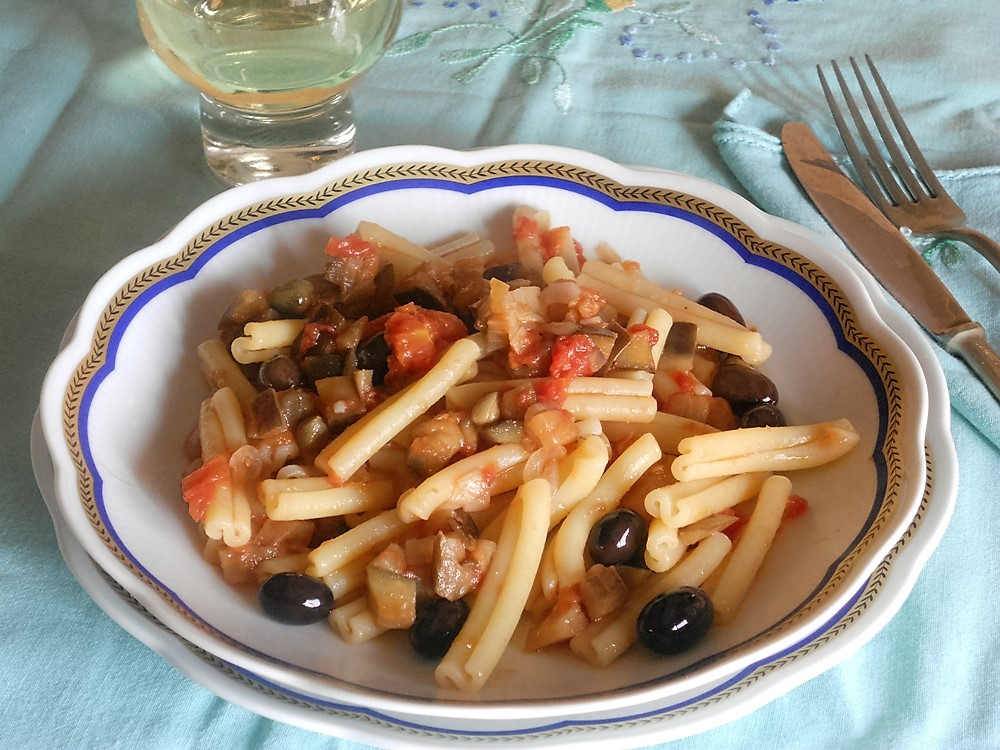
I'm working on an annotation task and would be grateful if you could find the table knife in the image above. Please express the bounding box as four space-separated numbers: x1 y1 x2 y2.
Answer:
781 121 1000 402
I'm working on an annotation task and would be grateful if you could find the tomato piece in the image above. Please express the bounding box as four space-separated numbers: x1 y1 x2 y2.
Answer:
324 234 377 259
299 322 339 357
181 454 231 522
783 494 809 521
573 239 585 268
514 215 540 244
541 227 572 261
507 328 550 376
627 323 660 347
549 333 599 378
535 377 571 407
384 303 466 382
670 370 701 394
363 313 390 338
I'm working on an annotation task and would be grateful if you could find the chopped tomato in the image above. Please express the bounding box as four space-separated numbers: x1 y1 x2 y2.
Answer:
573 239 586 268
299 322 339 356
535 377 571 407
549 333 599 378
363 313 390 338
541 227 572 261
622 260 641 273
324 234 377 259
181 455 231 522
627 323 660 347
670 370 701 394
783 494 809 521
507 328 550 376
384 303 466 382
514 214 541 245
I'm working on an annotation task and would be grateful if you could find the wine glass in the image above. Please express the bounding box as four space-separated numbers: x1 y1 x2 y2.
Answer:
138 0 402 185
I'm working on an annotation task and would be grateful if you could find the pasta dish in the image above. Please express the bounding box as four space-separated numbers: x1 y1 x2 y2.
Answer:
181 208 860 691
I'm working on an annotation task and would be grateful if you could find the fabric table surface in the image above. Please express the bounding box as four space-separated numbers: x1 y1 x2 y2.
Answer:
2 0 998 747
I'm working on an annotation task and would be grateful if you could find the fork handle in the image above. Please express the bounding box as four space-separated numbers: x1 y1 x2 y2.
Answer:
947 325 1000 403
938 227 1000 274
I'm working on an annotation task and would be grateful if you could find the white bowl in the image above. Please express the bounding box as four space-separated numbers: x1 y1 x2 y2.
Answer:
39 145 928 720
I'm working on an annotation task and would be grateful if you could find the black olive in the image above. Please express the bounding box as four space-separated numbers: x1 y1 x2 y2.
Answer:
259 573 334 625
740 404 786 428
587 509 648 567
269 279 314 316
697 293 746 326
301 353 345 382
394 287 446 311
409 598 470 659
637 587 713 655
259 355 302 390
712 362 779 415
483 263 525 282
356 333 391 385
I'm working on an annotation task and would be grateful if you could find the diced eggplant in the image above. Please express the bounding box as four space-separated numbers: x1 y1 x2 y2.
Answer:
578 326 618 369
220 289 270 328
579 564 628 620
367 564 417 629
314 375 366 426
480 419 525 445
370 264 396 316
660 322 698 373
664 393 737 430
370 542 408 576
394 286 446 312
525 589 590 650
249 388 288 438
301 353 345 383
691 347 724 388
276 388 317 427
470 391 501 426
610 330 656 372
483 263 525 282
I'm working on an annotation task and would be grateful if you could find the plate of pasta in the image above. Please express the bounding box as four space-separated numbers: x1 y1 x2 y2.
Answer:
40 145 928 718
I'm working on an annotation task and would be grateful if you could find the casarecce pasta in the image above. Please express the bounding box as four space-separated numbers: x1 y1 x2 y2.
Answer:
180 207 860 692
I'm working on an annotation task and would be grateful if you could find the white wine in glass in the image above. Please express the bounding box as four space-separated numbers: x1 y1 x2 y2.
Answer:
138 0 402 184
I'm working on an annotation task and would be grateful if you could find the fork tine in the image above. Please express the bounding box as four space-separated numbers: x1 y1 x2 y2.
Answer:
817 64 891 213
865 54 945 197
850 57 926 201
830 60 910 207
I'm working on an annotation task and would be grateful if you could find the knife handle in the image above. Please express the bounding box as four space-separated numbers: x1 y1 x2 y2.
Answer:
947 325 1000 403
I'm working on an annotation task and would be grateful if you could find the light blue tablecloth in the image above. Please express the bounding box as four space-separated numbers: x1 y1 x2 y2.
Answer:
2 1 999 747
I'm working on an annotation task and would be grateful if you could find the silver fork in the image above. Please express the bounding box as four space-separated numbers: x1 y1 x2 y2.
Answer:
818 55 1000 273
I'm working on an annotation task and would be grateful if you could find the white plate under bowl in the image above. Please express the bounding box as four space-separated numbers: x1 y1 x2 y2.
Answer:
39 145 928 719
30 265 954 747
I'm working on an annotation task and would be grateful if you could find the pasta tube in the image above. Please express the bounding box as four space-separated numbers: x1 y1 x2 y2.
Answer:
330 598 388 644
554 433 662 589
230 338 288 364
570 532 732 666
198 399 227 462
397 444 529 523
645 472 771 527
307 510 409 577
322 552 378 601
615 307 673 381
315 336 484 482
542 256 576 283
210 387 247 452
671 419 860 481
603 411 717 455
577 272 772 365
711 475 791 623
357 221 437 278
263 480 396 521
436 479 551 692
644 519 686 573
243 319 306 349
196 339 257 415
446 377 652 410
560 394 657 423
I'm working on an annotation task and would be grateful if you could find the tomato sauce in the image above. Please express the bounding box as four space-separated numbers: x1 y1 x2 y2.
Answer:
324 234 377 259
535 377 571 407
549 334 599 378
181 454 231 522
384 303 466 382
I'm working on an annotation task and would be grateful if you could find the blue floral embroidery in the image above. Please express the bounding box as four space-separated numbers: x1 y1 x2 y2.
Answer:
387 0 612 113
388 0 823 112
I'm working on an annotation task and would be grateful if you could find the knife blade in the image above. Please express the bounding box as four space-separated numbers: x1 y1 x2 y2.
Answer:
780 121 972 338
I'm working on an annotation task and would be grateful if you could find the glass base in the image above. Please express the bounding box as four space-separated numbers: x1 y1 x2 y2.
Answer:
200 93 356 186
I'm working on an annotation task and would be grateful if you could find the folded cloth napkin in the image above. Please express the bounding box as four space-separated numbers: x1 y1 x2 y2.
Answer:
714 90 1000 449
